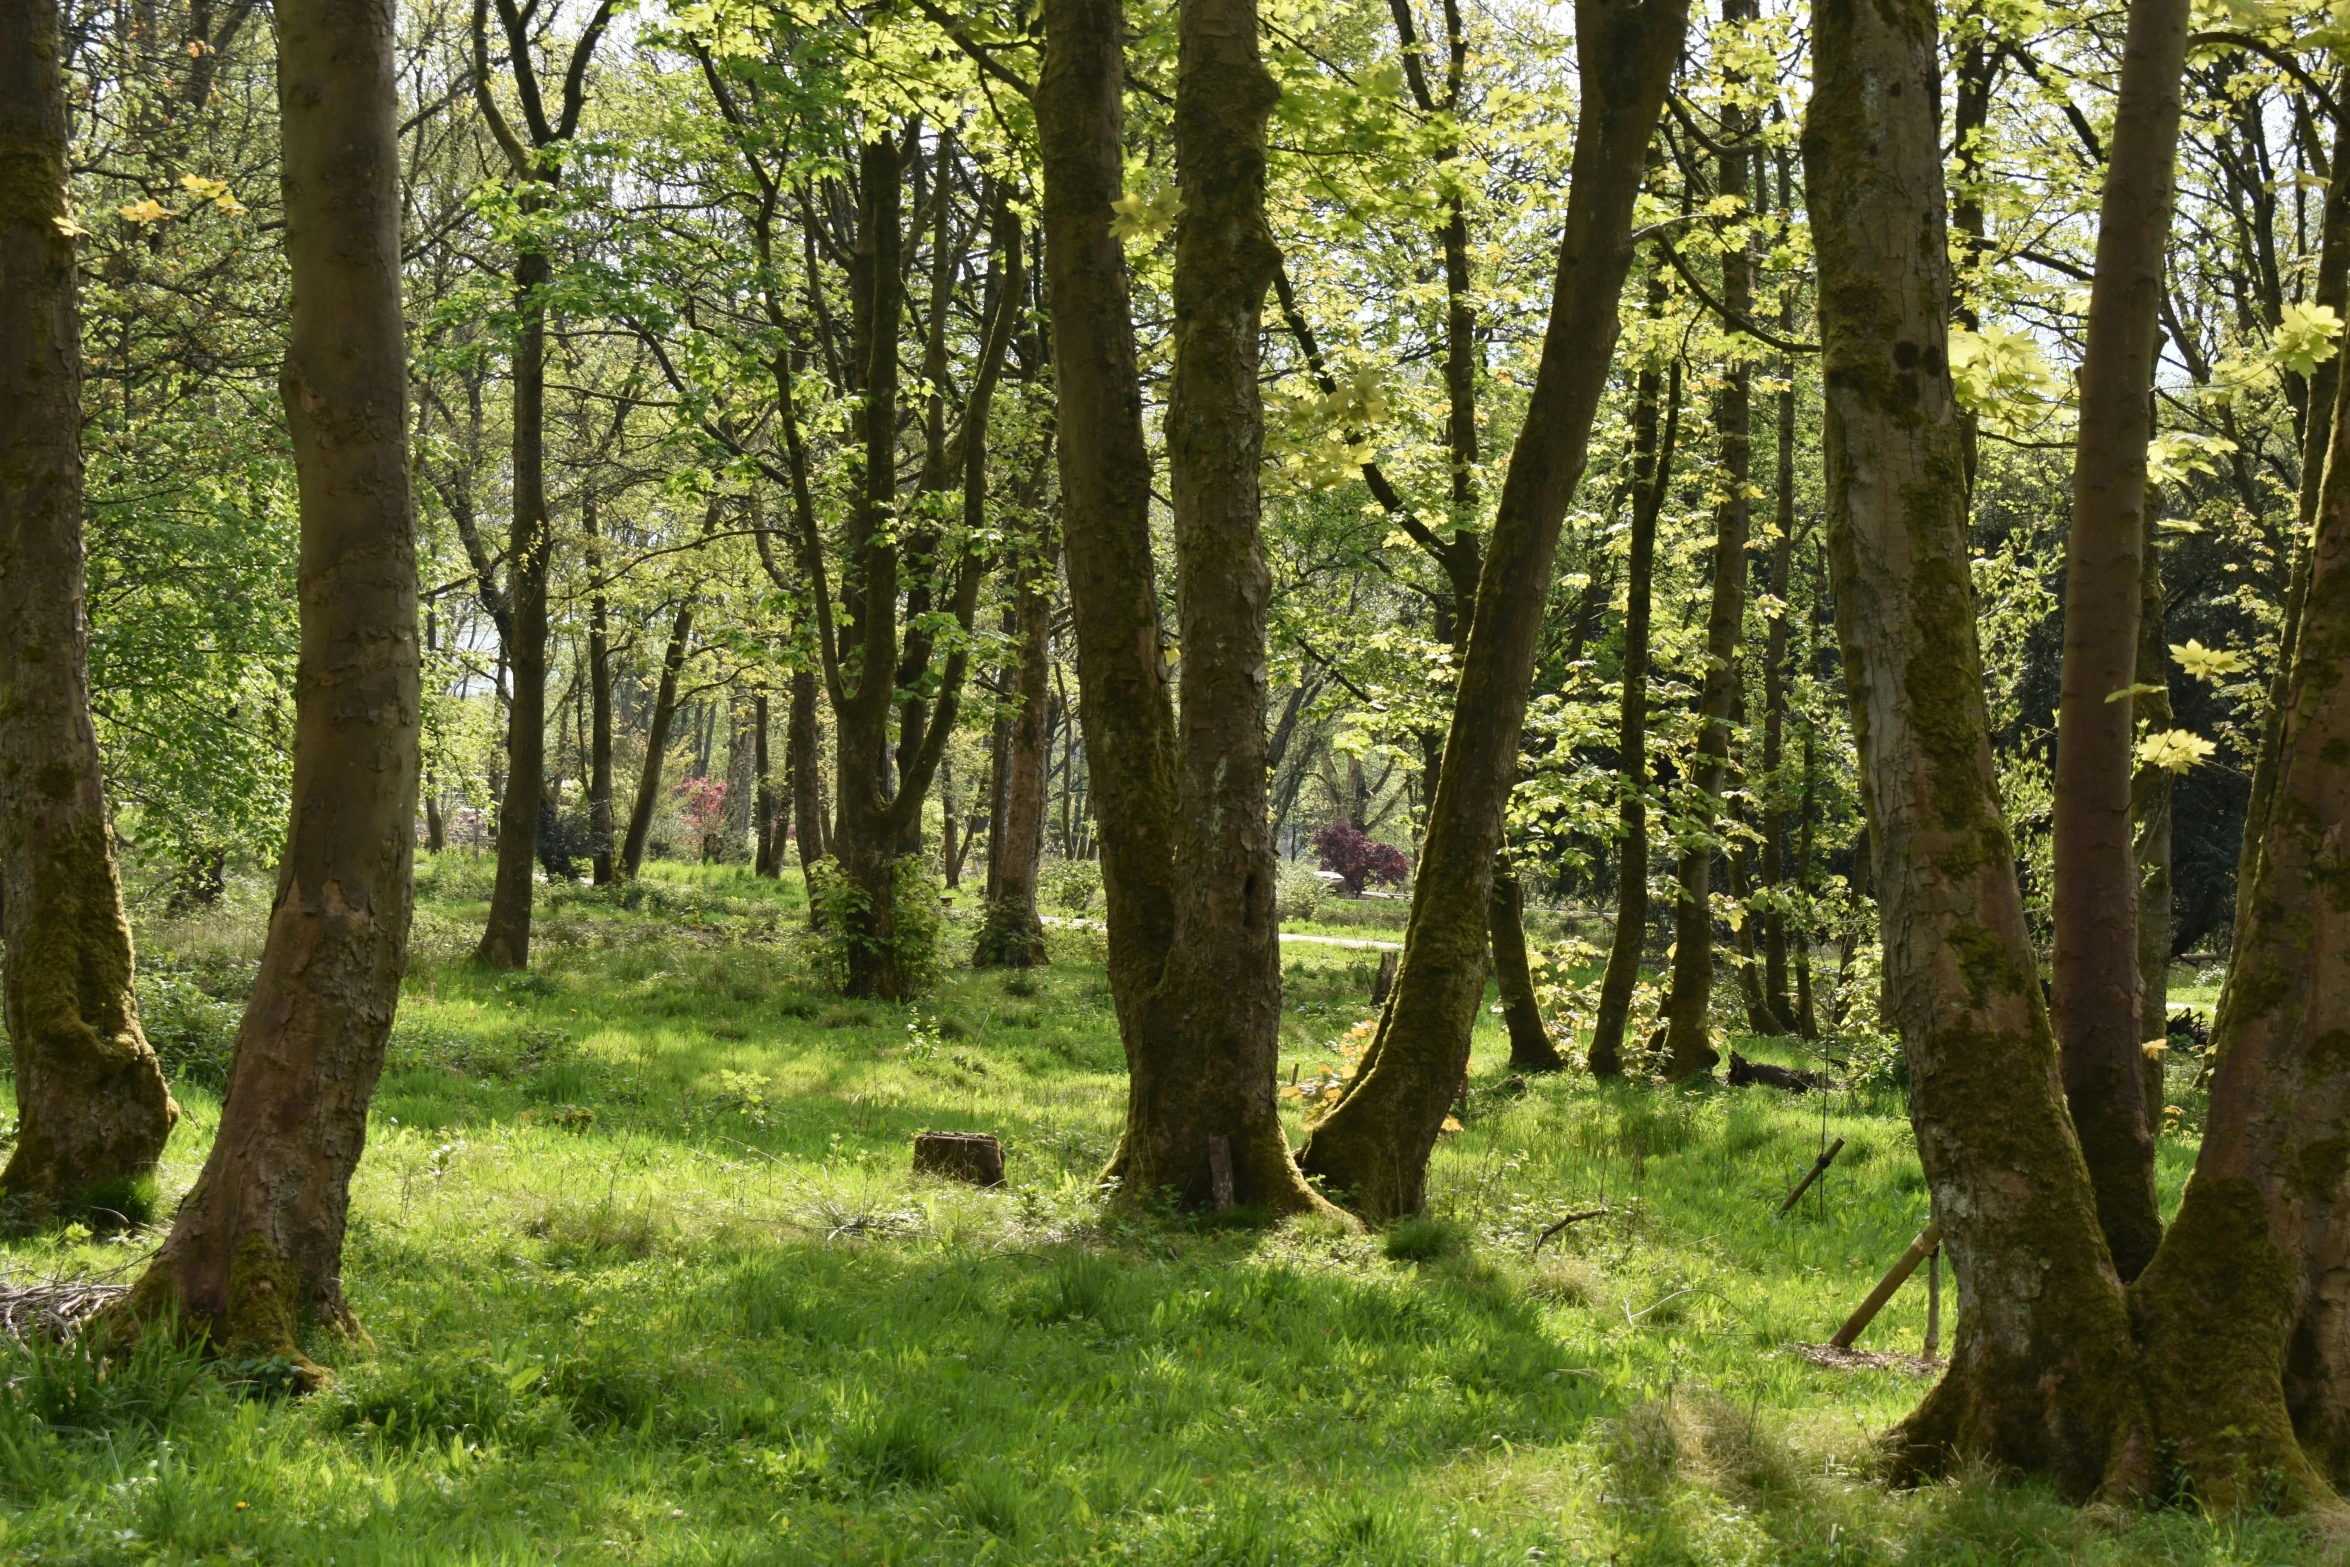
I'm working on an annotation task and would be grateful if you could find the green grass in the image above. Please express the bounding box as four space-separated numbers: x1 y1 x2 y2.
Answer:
0 860 2314 1564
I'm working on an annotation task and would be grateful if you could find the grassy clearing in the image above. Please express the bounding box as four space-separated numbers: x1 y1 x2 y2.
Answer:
0 860 2313 1564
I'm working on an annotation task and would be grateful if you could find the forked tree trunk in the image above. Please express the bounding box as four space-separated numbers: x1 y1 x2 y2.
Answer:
113 0 420 1376
1295 0 1685 1218
1591 347 1678 1076
1658 0 1758 1079
1489 861 1562 1071
2049 0 2189 1284
1803 0 2145 1495
1105 0 1321 1213
474 236 552 970
2127 338 2350 1514
619 600 694 878
974 538 1054 967
0 0 178 1210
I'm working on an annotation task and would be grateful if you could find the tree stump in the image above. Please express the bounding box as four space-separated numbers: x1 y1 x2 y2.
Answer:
1371 950 1398 1005
913 1132 1005 1187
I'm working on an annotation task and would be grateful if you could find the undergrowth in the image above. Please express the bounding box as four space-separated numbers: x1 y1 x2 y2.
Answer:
0 858 2296 1564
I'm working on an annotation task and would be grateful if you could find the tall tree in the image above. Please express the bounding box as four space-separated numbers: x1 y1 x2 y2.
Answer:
1803 0 2144 1492
974 533 1055 968
1590 343 1679 1075
1657 0 1762 1078
112 0 421 1375
467 0 615 968
2049 0 2191 1284
0 0 180 1211
1295 0 1686 1218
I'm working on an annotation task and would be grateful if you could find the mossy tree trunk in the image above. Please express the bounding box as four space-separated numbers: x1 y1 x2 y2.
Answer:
585 492 617 885
788 668 826 879
2127 339 2350 1514
112 0 420 1378
2048 0 2189 1285
1657 0 1759 1080
1591 345 1679 1076
1295 0 1684 1217
0 0 179 1212
1803 0 2146 1494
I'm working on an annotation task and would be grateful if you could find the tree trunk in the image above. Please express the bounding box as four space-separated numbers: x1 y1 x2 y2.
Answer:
2050 0 2189 1287
1591 349 1678 1076
1804 0 2145 1495
1761 342 1797 1024
2129 349 2350 1511
1295 0 1684 1218
754 693 778 877
1089 0 1323 1214
723 692 756 860
113 0 420 1377
619 600 694 879
1490 861 1562 1071
974 539 1054 968
1658 0 1758 1080
0 0 178 1211
474 234 552 970
788 666 825 883
1038 0 1182 1036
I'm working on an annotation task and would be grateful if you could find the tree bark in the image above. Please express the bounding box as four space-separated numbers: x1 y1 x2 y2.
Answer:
619 599 694 879
1804 0 2146 1494
1658 0 1759 1079
1295 0 1685 1217
2050 0 2189 1287
1761 342 1797 1024
1591 349 1678 1075
113 0 420 1376
0 0 179 1210
1490 861 1562 1071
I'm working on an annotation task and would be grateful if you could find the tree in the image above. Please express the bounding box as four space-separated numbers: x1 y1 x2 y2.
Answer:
0 0 180 1213
974 526 1055 968
2049 0 2191 1284
112 0 421 1376
1296 0 1686 1218
1802 0 2143 1492
466 0 616 969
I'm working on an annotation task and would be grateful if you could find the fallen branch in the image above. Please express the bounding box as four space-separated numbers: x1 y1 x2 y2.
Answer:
0 1279 129 1342
1531 1207 1608 1255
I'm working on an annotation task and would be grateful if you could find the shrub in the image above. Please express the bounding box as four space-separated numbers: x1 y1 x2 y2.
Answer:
1040 858 1101 916
137 967 242 1090
1274 859 1326 922
807 855 945 997
1312 824 1410 897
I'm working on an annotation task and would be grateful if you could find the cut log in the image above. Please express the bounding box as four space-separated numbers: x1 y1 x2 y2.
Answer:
912 1131 1005 1187
1728 1050 1825 1093
1830 1222 1941 1349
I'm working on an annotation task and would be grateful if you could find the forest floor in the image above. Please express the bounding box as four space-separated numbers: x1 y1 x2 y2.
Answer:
0 859 2311 1565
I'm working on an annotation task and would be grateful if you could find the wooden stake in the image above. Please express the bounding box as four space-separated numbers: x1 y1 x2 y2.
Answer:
1830 1222 1941 1349
1923 1243 1941 1359
1777 1136 1845 1216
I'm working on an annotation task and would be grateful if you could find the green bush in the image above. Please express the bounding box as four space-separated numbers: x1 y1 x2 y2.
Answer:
1040 858 1101 916
807 855 945 997
1274 859 1326 922
136 967 242 1090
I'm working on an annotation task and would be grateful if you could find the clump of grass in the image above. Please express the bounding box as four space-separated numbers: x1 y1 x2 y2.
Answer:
1381 1215 1467 1263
